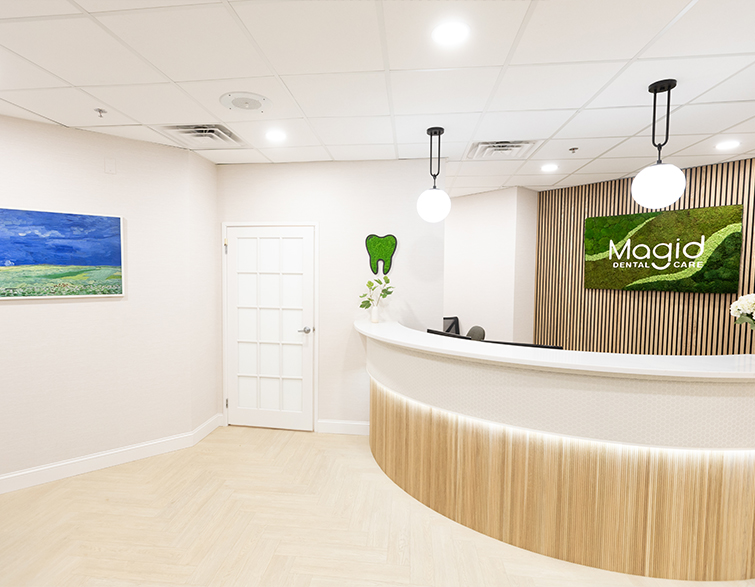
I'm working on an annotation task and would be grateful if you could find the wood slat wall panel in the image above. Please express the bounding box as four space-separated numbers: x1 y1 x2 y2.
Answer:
370 379 755 581
534 159 755 354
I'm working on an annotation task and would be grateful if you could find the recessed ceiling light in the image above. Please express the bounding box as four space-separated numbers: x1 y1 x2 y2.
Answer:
265 129 286 143
432 22 470 47
541 164 559 173
715 140 740 151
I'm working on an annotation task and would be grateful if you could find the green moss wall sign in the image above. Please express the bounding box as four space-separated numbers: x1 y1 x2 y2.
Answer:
584 205 742 293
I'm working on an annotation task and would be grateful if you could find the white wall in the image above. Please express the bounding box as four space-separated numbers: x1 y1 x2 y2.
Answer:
444 187 538 343
218 159 444 427
0 116 222 480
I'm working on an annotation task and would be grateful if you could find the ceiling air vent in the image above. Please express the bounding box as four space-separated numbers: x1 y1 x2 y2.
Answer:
466 140 540 160
158 124 247 149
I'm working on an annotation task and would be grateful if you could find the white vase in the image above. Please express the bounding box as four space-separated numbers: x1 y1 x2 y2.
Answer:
370 305 379 323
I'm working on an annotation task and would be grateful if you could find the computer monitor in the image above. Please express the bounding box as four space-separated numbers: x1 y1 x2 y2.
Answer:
443 316 460 335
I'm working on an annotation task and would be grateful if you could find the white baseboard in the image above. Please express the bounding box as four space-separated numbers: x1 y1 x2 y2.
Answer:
316 419 370 436
0 414 225 495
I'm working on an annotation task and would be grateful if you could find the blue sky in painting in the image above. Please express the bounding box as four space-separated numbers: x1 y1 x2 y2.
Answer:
0 208 121 267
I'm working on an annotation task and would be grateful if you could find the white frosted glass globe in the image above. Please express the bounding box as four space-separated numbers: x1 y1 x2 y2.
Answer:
631 163 686 209
417 188 451 223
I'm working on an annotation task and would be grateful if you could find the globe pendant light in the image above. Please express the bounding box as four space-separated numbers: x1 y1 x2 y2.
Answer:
631 79 686 210
417 127 451 223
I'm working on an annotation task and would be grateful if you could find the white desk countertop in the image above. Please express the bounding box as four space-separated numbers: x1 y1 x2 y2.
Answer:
355 320 755 381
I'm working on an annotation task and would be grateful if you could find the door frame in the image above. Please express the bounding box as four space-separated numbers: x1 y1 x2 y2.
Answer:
221 222 319 429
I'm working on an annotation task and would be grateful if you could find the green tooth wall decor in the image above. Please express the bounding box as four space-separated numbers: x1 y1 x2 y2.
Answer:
366 234 397 275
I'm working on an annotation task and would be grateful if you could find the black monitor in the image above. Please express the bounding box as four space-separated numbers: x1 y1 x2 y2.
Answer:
482 339 563 350
442 316 460 335
427 328 471 340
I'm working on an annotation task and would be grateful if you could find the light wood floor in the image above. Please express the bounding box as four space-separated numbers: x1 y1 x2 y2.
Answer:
1 426 753 587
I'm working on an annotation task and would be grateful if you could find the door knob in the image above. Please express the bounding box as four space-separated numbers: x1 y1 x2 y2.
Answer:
298 327 312 334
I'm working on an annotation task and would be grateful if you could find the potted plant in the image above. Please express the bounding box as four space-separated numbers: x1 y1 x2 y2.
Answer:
731 293 755 331
359 277 394 323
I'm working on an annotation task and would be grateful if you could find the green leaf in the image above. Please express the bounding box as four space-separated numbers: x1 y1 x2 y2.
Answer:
384 276 390 284
366 281 374 288
376 279 383 285
360 300 371 309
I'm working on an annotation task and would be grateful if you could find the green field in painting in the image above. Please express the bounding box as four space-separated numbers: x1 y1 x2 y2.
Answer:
0 265 122 298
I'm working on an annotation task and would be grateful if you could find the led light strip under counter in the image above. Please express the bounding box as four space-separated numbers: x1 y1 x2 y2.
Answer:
356 320 755 581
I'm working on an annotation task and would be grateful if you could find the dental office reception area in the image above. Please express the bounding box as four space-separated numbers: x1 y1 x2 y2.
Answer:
2 1 755 585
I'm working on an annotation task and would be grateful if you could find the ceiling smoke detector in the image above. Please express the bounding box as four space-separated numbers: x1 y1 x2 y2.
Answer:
466 140 540 160
219 92 270 113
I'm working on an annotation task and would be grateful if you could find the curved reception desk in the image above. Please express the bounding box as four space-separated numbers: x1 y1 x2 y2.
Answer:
356 320 755 581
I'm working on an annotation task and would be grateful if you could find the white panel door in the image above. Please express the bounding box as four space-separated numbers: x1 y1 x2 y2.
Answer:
225 225 315 431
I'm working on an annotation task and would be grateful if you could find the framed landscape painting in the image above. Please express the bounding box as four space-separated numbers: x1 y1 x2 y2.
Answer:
0 208 123 299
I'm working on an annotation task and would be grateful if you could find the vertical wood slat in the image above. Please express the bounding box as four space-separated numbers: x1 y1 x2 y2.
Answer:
534 158 755 355
370 379 755 581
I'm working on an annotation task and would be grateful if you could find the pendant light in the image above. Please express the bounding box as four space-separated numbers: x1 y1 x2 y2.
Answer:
631 79 686 210
417 127 451 223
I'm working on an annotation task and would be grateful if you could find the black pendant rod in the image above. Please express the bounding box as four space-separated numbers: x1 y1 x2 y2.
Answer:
648 79 676 165
427 127 444 189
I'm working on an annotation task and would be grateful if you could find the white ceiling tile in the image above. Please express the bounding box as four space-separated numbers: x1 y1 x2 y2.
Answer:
694 62 755 104
193 148 270 164
512 0 690 64
727 117 755 134
0 17 164 85
77 0 222 11
554 107 650 139
257 146 332 163
0 45 69 90
670 133 755 158
179 78 302 122
228 119 320 149
0 87 135 126
326 145 396 161
0 100 54 124
450 187 494 198
453 175 510 189
83 84 215 125
394 113 480 144
602 134 707 158
516 159 592 175
530 137 624 160
575 157 654 175
555 173 628 188
643 0 755 58
0 1 79 18
660 154 730 170
476 110 577 142
396 142 468 161
309 117 394 145
383 1 528 70
390 68 499 116
80 125 183 148
282 73 389 118
97 5 269 81
670 101 755 135
720 152 755 163
489 62 624 111
589 56 755 109
444 161 463 176
232 0 383 75
505 174 567 187
455 161 525 176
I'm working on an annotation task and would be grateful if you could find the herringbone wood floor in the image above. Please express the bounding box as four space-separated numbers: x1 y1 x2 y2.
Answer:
1 426 752 587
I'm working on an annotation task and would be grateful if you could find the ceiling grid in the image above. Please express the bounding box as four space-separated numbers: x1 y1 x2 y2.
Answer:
0 0 751 193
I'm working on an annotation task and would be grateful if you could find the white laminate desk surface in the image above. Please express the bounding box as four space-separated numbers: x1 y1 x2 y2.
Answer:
355 320 755 381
